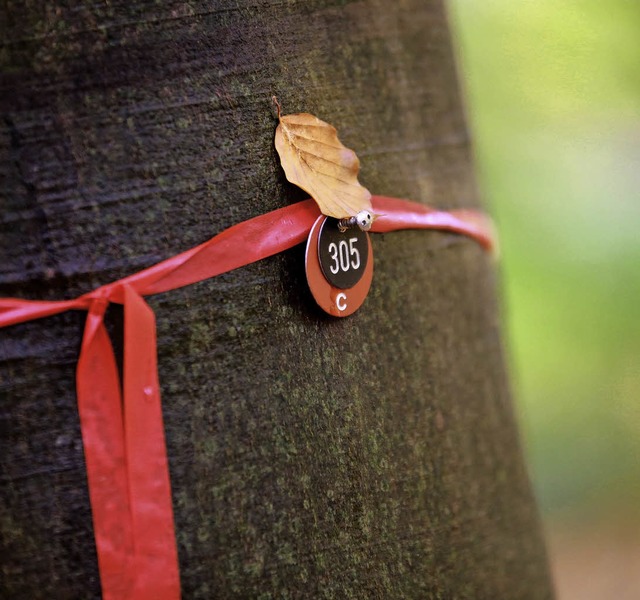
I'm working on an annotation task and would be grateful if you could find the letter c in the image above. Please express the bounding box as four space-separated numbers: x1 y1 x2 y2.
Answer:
336 292 347 311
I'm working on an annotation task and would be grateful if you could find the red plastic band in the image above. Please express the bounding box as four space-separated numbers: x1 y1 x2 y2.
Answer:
0 196 495 600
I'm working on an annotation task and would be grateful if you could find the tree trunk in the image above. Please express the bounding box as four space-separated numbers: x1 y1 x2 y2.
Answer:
0 1 553 598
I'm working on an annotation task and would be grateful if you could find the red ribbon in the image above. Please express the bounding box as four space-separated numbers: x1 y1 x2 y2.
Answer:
0 196 494 600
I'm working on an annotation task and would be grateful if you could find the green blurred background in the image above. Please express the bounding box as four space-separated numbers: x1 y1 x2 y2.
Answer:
448 1 640 597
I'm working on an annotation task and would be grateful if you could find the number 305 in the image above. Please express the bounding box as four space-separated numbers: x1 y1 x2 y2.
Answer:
327 238 361 274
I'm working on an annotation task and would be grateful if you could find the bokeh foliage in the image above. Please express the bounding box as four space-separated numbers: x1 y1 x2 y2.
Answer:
448 0 640 517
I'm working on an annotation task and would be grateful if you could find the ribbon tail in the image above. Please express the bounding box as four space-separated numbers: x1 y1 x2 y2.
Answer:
123 285 181 599
77 298 135 599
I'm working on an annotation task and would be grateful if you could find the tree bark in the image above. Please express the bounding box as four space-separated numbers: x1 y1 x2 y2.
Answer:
0 1 553 598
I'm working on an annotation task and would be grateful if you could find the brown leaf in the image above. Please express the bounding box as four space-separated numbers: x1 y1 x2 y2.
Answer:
274 106 372 219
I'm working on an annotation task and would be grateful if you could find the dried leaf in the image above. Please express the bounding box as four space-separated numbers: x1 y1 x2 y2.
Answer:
274 104 372 219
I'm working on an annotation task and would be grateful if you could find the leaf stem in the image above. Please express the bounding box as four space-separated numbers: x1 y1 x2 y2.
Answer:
272 95 282 119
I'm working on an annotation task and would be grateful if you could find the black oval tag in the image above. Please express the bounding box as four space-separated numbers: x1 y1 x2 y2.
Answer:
318 218 369 289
